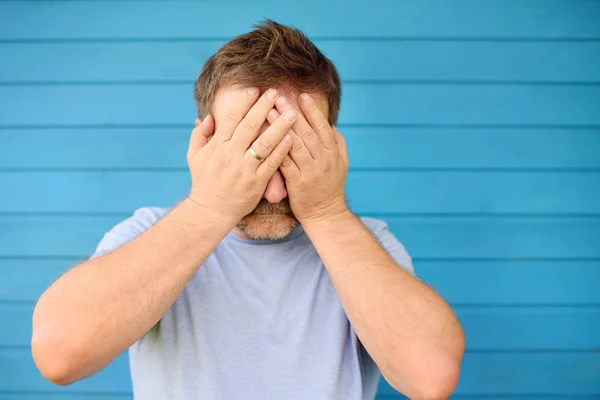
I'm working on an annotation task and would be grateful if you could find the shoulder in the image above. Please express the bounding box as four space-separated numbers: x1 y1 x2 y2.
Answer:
359 216 415 276
90 206 170 259
113 206 170 233
359 216 390 236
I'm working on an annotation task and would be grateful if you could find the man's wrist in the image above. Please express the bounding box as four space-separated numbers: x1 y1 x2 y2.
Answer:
181 197 239 232
300 207 356 234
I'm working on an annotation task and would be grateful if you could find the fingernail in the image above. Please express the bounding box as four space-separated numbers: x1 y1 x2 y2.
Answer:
276 96 287 107
247 87 259 96
300 93 312 104
268 109 278 121
267 88 278 100
283 134 292 145
282 110 296 122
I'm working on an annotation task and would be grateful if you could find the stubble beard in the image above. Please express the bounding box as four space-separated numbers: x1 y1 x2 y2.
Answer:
237 198 300 240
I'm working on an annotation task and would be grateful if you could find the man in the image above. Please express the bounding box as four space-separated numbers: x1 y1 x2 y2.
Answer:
32 20 464 400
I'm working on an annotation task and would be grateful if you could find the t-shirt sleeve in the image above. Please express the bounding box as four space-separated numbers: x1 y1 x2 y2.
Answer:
89 207 167 260
361 217 415 276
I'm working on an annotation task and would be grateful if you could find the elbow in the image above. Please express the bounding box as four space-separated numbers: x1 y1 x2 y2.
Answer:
391 360 461 400
31 304 87 386
412 364 461 400
31 328 82 386
386 347 463 400
413 345 464 400
411 326 465 399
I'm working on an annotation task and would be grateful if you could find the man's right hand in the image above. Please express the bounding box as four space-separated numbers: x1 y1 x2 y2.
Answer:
186 87 296 222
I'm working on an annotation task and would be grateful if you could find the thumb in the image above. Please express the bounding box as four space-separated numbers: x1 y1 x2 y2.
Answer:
188 114 215 155
332 126 348 166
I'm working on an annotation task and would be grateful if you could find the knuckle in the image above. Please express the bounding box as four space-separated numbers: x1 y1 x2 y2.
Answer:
257 138 272 151
292 140 304 152
266 157 279 170
240 118 258 132
281 156 293 168
299 128 313 139
317 121 331 132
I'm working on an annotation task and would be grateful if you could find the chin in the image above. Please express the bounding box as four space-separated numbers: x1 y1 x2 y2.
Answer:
237 213 299 240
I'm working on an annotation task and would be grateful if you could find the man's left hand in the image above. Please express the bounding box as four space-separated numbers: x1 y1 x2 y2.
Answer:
268 93 349 224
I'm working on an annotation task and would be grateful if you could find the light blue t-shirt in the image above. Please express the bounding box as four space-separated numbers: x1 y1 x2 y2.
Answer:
92 206 414 400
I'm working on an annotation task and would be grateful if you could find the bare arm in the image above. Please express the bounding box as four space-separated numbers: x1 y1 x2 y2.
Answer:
303 213 465 400
32 199 235 385
32 86 296 385
274 94 464 400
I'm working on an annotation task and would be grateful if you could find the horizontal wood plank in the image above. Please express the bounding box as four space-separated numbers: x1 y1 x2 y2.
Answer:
2 348 599 394
1 260 598 305
0 215 598 259
1 1 598 40
2 127 599 169
1 41 599 83
0 349 130 393
389 352 600 394
1 84 600 126
3 303 599 350
2 0 599 398
420 261 600 305
1 171 598 214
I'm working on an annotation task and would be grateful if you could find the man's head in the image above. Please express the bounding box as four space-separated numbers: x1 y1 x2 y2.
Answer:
194 20 342 240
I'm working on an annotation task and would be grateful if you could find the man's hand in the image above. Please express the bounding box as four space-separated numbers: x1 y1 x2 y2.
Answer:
186 87 296 222
269 93 349 224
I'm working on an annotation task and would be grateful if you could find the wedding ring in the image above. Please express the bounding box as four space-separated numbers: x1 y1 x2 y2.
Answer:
249 147 264 162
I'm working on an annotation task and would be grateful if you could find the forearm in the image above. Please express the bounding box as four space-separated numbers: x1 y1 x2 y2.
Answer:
32 198 235 385
303 211 464 400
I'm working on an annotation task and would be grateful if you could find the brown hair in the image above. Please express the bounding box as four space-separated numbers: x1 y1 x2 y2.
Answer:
194 19 342 125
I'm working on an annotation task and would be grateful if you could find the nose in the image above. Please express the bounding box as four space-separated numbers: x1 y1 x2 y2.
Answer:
263 170 287 203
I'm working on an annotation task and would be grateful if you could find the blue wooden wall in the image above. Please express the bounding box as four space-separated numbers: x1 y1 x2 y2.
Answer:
1 1 599 399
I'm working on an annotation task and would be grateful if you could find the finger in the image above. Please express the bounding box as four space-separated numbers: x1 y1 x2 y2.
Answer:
299 93 337 150
275 95 322 159
213 86 261 142
257 133 295 180
231 88 280 149
187 114 215 157
333 126 349 166
267 109 313 168
246 108 296 165
278 154 300 182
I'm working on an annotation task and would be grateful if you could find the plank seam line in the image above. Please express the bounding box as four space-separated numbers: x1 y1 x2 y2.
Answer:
2 124 600 130
1 37 600 44
2 300 600 308
3 167 600 172
2 80 600 86
1 345 598 353
2 256 599 262
2 212 600 218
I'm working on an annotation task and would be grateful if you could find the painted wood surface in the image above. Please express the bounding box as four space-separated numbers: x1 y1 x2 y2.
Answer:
0 0 598 398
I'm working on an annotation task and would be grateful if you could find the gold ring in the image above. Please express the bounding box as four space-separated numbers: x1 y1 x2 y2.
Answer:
249 147 264 162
